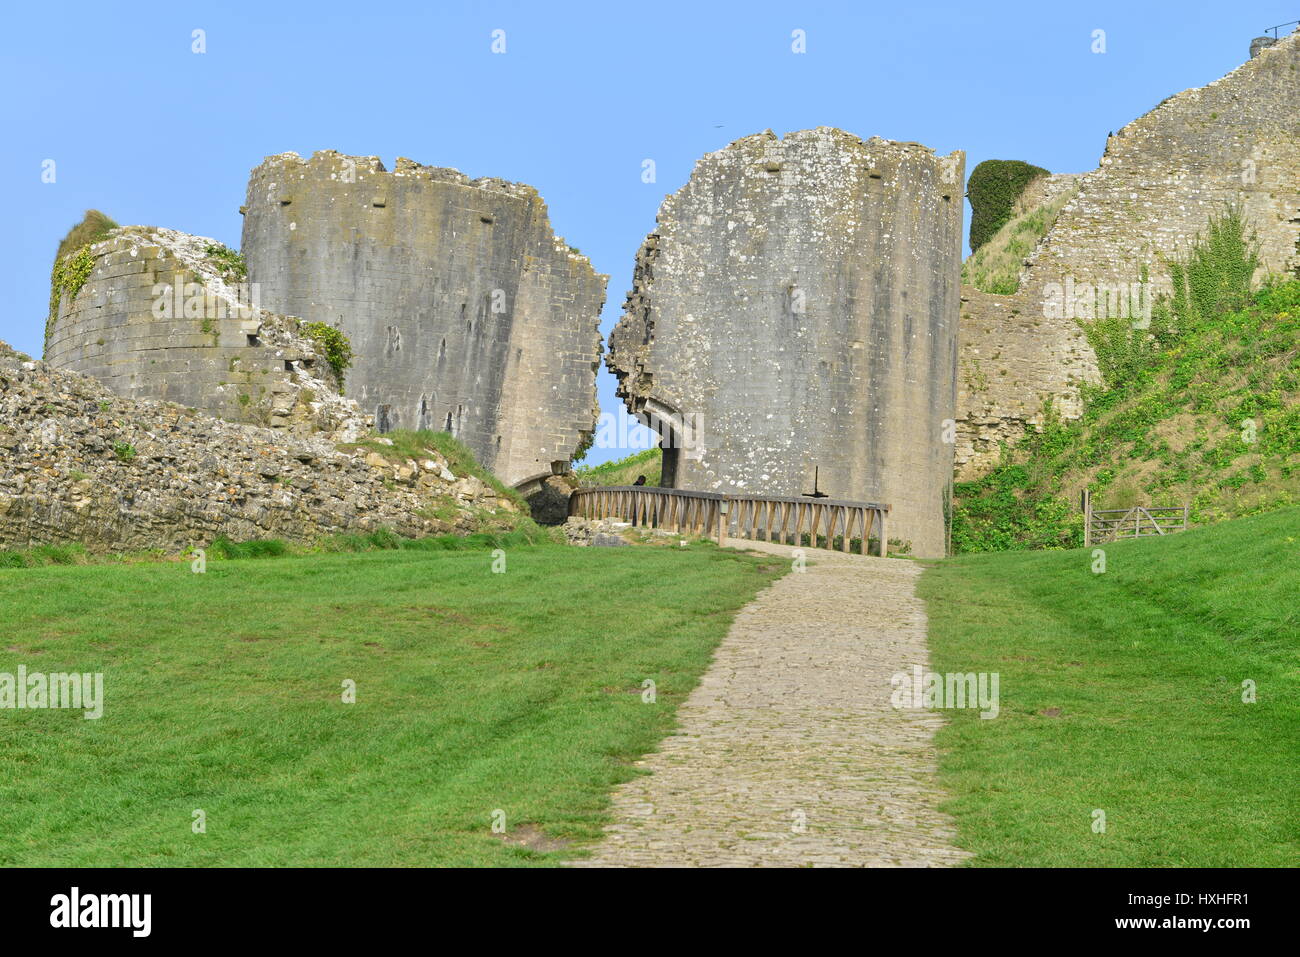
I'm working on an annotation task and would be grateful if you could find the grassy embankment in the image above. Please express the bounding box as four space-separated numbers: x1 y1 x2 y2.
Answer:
919 506 1299 866
574 447 662 487
955 208 1300 552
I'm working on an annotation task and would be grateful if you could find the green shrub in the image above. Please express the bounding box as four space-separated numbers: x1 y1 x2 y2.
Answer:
966 159 1049 253
203 243 247 282
112 442 137 463
300 322 354 388
1168 203 1260 327
48 246 97 336
54 210 117 261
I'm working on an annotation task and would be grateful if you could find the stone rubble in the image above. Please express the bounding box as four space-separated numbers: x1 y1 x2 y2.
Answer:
0 340 518 552
563 515 684 547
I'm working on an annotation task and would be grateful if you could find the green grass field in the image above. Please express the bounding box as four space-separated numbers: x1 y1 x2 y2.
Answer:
919 506 1299 866
0 540 781 866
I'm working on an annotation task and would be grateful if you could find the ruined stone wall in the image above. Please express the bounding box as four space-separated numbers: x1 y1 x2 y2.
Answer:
240 151 607 487
1010 172 1081 218
957 31 1300 479
607 129 964 558
43 227 366 439
0 341 518 552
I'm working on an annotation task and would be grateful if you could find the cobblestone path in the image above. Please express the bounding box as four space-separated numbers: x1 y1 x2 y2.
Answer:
572 542 969 867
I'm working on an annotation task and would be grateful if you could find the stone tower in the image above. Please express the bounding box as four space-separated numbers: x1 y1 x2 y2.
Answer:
606 129 965 558
241 151 607 487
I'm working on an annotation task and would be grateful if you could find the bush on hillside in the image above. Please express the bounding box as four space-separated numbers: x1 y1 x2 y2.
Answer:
966 160 1049 253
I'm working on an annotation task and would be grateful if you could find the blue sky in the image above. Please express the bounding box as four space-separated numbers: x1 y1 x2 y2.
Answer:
1 0 1287 464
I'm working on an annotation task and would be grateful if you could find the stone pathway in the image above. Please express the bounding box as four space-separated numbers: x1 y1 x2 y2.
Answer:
572 541 969 867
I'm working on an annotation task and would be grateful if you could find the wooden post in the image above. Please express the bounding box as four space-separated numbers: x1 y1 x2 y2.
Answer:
1081 488 1091 548
878 510 888 557
716 499 728 545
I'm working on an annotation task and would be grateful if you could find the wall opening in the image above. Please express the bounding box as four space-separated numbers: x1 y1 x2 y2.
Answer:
637 396 686 489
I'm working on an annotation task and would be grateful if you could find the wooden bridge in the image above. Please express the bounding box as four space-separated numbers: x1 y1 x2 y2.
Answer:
568 486 890 556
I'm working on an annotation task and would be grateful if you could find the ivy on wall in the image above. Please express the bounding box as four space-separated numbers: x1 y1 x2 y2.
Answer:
952 207 1295 553
47 210 118 343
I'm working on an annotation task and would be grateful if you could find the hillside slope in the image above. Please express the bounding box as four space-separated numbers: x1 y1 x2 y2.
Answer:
954 264 1300 553
573 448 662 487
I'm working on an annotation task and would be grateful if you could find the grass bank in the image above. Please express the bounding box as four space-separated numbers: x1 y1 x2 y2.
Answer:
918 507 1299 866
574 448 662 487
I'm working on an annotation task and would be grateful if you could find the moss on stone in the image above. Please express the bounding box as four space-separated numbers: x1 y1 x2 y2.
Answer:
47 211 118 345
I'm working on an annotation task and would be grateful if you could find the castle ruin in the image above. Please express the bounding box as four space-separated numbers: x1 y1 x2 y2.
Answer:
240 151 608 488
956 30 1300 478
607 129 965 558
32 32 1296 553
43 226 366 439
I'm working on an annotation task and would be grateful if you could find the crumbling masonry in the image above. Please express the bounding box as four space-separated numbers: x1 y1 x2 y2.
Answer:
240 151 608 487
607 129 965 558
956 31 1300 478
43 226 366 439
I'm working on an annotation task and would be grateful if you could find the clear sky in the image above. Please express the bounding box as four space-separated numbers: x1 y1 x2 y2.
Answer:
2 0 1288 464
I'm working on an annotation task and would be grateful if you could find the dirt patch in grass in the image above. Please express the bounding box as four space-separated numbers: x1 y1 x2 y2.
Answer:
497 825 571 854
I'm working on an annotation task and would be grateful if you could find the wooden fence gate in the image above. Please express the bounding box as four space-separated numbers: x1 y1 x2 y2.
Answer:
1082 490 1189 545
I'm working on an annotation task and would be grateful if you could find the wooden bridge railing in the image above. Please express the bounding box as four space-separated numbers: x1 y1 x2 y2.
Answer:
568 486 890 557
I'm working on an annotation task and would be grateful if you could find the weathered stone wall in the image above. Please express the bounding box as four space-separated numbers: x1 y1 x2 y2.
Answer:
0 341 518 552
43 227 366 439
607 129 964 558
957 31 1300 478
240 151 607 487
1010 172 1081 218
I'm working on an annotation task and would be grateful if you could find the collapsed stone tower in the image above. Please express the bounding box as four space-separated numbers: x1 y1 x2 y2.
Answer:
241 151 607 487
956 30 1300 478
43 225 366 438
607 129 965 558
